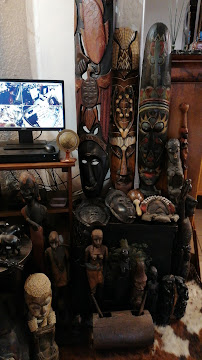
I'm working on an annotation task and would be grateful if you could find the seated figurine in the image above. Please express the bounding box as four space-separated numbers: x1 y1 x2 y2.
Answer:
24 273 59 360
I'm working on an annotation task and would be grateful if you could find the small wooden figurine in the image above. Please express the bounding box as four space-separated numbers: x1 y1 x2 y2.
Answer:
166 138 184 206
145 266 159 322
45 231 69 311
19 172 47 272
24 273 59 360
174 276 189 319
130 258 147 312
157 274 175 326
85 229 108 297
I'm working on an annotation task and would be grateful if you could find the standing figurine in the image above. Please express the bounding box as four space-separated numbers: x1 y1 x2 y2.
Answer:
157 275 175 326
24 273 59 360
19 172 48 272
45 231 69 312
85 229 108 300
145 266 159 322
174 276 189 319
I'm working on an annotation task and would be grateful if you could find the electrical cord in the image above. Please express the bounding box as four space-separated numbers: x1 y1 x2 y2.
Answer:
33 131 42 140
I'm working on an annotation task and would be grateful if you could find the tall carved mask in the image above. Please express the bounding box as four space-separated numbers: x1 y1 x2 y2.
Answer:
138 23 171 196
110 28 139 194
74 0 113 197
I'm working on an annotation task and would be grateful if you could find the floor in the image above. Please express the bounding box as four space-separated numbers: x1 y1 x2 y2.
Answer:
194 209 202 279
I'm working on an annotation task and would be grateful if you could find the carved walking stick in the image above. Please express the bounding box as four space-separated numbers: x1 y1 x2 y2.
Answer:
179 103 189 180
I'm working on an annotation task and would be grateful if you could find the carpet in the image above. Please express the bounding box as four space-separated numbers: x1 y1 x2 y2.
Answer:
59 280 202 360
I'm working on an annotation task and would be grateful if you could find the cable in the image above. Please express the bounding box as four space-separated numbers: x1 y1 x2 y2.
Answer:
53 169 67 189
33 131 42 141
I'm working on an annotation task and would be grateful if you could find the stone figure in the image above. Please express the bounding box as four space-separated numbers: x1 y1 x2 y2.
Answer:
110 27 139 193
85 229 108 297
145 266 159 322
75 0 113 197
45 231 69 312
138 23 171 196
177 179 197 279
19 172 48 272
141 195 179 223
166 138 184 206
24 273 59 360
105 188 136 223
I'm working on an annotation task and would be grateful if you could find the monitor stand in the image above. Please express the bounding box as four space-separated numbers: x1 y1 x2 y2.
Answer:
4 130 47 150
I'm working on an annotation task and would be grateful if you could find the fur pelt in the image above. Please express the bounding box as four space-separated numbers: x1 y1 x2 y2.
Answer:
60 281 202 360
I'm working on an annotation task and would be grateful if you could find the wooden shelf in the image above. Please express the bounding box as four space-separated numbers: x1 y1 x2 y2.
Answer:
0 160 76 231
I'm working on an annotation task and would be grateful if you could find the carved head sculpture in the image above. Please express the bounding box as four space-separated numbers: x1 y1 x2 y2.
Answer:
24 273 52 325
141 195 179 223
138 23 171 194
105 188 136 223
19 172 40 204
166 138 181 164
49 231 60 251
74 198 110 227
91 229 103 249
78 124 109 198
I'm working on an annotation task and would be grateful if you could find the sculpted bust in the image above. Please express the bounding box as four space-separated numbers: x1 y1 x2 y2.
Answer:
24 273 59 360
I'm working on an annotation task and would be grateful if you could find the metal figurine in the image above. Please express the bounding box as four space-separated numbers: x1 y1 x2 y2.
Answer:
19 172 47 272
45 231 69 312
177 179 198 279
85 229 108 296
24 273 59 360
75 0 113 198
138 23 171 196
179 103 189 179
110 28 139 193
166 138 184 206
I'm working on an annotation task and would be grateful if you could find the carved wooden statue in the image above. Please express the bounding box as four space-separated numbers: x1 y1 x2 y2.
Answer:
24 273 59 360
138 23 171 196
179 103 189 179
75 0 113 198
177 179 198 279
85 229 108 297
173 276 189 319
157 274 175 326
19 172 47 272
110 28 139 193
45 231 69 311
130 258 147 312
166 138 184 206
145 266 159 322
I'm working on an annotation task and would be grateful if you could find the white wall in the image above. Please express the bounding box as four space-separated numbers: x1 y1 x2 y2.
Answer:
144 0 188 49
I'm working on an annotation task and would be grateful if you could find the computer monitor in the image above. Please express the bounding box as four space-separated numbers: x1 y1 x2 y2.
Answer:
0 79 65 149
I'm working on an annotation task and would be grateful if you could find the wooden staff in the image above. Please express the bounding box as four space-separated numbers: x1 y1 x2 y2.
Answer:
179 103 189 180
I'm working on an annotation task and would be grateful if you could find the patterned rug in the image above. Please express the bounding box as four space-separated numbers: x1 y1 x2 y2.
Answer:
60 280 202 360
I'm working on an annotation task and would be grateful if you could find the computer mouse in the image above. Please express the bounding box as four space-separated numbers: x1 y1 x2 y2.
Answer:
44 144 56 153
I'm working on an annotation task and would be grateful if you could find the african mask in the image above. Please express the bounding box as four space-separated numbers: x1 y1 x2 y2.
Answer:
78 124 109 198
75 0 113 197
138 23 171 196
110 28 139 193
105 188 136 223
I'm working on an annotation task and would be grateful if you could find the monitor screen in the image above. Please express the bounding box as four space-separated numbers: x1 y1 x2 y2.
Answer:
0 79 65 130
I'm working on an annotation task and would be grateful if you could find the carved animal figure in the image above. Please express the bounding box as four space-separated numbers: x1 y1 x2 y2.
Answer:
166 138 184 206
0 234 21 257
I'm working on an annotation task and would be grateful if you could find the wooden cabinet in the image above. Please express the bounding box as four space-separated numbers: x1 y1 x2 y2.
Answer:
168 54 202 199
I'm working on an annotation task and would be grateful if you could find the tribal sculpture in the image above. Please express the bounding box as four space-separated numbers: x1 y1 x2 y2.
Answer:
138 23 171 196
110 28 139 193
74 0 113 197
